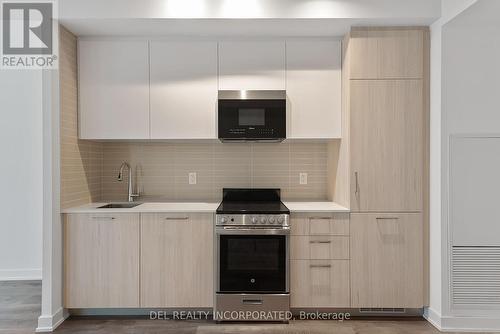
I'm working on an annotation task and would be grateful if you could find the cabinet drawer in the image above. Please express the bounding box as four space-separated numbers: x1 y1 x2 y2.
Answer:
146 212 192 221
290 260 350 308
290 236 349 260
291 213 349 236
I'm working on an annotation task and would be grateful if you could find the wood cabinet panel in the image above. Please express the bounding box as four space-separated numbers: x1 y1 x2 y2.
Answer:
78 40 150 139
350 213 423 308
64 213 140 308
291 260 350 307
350 80 423 212
150 41 217 139
350 28 425 79
286 39 341 138
290 213 349 236
290 236 349 260
140 213 214 308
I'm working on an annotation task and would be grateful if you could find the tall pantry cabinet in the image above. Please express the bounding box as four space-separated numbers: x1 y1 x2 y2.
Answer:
345 28 429 308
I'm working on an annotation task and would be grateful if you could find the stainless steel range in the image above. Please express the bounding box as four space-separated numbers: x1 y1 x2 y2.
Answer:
215 188 290 322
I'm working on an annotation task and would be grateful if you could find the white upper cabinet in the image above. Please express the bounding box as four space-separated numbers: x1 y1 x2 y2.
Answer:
78 40 150 139
218 41 286 90
286 39 342 138
150 41 217 139
78 38 341 140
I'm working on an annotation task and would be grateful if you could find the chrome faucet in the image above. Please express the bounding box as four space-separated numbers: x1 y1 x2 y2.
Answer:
117 162 139 202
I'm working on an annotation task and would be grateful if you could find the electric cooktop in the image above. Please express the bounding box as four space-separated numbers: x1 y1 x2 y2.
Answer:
216 188 290 215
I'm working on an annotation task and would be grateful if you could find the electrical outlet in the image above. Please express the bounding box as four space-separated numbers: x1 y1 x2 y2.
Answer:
299 173 308 185
188 172 197 185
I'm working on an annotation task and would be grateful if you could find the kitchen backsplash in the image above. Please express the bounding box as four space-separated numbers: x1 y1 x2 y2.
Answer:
101 141 331 202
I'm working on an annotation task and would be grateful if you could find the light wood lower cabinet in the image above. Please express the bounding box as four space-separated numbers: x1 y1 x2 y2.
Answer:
290 212 351 308
291 260 350 307
140 213 214 308
290 236 349 260
64 213 140 308
350 213 423 308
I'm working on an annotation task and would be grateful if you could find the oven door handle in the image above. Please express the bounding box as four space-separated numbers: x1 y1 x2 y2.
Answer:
216 227 290 235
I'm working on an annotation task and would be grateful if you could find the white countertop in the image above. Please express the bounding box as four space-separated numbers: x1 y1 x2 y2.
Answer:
62 202 220 214
62 201 349 214
283 201 349 213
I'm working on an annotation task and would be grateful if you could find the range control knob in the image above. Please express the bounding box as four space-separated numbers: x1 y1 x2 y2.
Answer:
251 216 259 224
260 216 267 224
220 216 227 224
277 216 285 224
268 216 276 224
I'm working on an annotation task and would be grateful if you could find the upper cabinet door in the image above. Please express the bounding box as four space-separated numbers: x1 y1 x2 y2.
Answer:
150 41 217 139
349 29 425 79
218 41 285 90
350 80 423 212
78 40 150 139
286 40 341 138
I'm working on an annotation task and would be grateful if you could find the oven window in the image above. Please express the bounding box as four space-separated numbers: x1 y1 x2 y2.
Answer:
238 108 265 126
219 235 287 293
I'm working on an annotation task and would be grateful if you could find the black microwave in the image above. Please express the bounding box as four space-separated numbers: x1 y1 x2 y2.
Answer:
218 90 286 142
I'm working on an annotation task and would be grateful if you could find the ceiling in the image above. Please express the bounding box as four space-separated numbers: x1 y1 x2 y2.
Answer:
62 18 438 37
59 0 442 37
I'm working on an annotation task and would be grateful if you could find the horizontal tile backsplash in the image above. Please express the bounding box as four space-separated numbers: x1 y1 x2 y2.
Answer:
101 141 331 202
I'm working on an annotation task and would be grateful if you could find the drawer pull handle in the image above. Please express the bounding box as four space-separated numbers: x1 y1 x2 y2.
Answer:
310 240 331 244
376 217 399 220
310 217 331 220
242 299 263 305
164 217 189 220
91 216 115 220
310 264 331 268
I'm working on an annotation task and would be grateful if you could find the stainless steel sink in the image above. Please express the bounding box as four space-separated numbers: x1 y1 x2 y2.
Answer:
97 203 141 209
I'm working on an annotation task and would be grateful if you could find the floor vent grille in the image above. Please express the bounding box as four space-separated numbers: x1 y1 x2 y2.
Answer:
359 308 406 314
452 246 500 306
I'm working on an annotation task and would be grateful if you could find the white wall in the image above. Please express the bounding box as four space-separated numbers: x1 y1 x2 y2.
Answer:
0 70 43 280
426 0 500 330
427 0 479 321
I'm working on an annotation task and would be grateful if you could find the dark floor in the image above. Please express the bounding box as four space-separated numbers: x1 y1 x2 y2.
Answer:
0 281 474 334
55 317 448 334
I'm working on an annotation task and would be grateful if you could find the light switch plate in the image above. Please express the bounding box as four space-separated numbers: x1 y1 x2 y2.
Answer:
299 173 308 185
188 172 197 185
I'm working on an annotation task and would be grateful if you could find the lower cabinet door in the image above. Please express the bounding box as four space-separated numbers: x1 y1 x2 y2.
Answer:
290 260 350 307
64 213 140 308
350 213 423 308
140 213 214 308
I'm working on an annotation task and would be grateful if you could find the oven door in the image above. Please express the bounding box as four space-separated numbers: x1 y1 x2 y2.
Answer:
216 228 289 294
218 99 286 141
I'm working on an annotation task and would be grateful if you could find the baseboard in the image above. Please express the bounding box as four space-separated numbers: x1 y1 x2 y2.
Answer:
424 307 443 330
36 307 68 332
0 269 42 281
424 307 500 332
